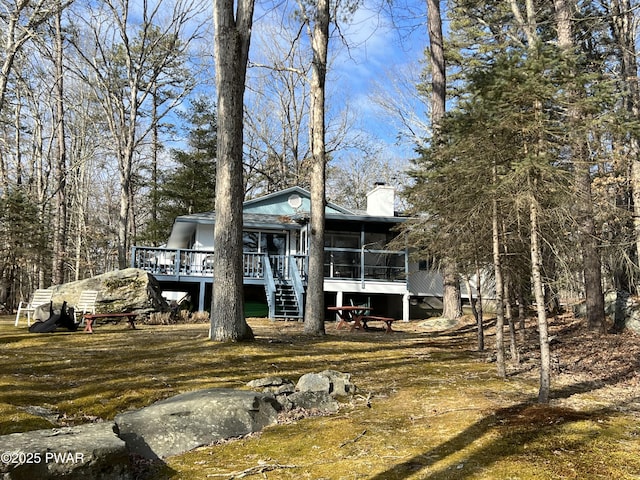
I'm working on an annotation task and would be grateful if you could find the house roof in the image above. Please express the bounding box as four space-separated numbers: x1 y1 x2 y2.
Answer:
166 186 405 248
242 186 354 216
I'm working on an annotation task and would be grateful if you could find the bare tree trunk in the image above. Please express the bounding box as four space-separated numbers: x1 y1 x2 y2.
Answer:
150 85 160 246
511 0 551 402
51 4 67 285
24 86 48 289
427 0 445 128
517 287 526 343
117 145 133 269
554 0 605 330
0 24 15 114
442 261 462 319
492 169 506 378
128 179 137 246
464 275 483 351
303 0 329 335
426 0 460 320
115 58 139 270
530 192 550 403
576 185 604 329
609 0 640 293
501 221 519 363
69 87 96 280
210 0 255 342
14 87 23 186
463 276 478 321
504 275 519 364
475 263 485 351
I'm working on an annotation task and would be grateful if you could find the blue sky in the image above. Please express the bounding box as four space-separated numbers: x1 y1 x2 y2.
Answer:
247 0 432 168
125 0 433 170
329 0 431 160
161 0 433 178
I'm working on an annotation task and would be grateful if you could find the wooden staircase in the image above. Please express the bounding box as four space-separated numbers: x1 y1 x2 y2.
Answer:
264 255 304 319
273 282 302 318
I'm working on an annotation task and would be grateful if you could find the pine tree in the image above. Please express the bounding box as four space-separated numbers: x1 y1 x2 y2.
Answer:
0 187 47 306
142 96 217 245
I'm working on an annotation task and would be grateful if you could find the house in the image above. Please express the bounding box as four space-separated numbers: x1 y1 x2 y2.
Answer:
131 185 448 321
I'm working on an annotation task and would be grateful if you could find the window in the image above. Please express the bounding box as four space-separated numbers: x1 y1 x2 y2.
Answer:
261 233 286 256
325 232 359 249
243 232 259 252
243 231 287 255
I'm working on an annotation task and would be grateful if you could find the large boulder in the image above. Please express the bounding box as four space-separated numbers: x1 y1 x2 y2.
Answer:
296 370 355 397
114 389 281 459
603 290 640 334
576 291 640 333
282 391 340 413
246 376 296 396
48 268 169 315
0 422 132 480
247 371 355 412
418 316 459 331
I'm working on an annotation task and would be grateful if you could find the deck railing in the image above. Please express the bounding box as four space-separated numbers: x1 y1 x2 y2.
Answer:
263 255 277 317
131 246 406 282
324 247 406 282
289 255 305 312
131 247 267 278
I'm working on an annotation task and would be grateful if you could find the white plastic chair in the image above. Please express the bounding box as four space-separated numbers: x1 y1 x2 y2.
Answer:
15 289 54 326
74 290 99 325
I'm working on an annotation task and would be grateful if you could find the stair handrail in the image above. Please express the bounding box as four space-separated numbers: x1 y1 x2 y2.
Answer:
288 255 304 316
263 254 277 318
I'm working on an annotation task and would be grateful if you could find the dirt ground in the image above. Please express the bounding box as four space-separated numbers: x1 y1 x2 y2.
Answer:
517 313 640 412
417 311 640 411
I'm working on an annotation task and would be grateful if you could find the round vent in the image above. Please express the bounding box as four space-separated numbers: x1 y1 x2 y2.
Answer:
288 193 302 209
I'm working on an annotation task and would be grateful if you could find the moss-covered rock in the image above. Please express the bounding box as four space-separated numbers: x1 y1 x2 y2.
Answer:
0 423 132 479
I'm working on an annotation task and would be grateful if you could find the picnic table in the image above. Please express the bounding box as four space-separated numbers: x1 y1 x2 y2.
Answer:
360 316 396 334
327 305 371 331
327 306 397 333
83 312 138 334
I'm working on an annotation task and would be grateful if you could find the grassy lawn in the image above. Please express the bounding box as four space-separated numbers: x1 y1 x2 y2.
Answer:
1 315 639 479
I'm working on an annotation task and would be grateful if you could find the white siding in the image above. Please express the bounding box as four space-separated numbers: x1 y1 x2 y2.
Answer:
407 265 444 297
194 225 214 250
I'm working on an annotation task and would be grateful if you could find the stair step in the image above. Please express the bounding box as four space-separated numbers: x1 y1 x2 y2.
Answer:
266 279 303 318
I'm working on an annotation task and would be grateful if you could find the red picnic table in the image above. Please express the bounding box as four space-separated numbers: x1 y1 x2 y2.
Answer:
83 312 138 333
327 305 371 331
327 306 397 333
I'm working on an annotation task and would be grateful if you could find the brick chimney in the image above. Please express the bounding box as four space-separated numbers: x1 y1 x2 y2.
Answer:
366 182 395 216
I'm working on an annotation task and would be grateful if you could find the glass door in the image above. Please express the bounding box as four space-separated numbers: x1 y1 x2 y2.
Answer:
261 232 287 278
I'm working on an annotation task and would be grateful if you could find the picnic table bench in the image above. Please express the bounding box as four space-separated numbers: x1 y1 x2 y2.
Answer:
83 312 138 334
328 306 369 331
361 315 396 334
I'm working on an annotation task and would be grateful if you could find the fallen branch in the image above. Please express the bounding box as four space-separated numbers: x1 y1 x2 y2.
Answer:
354 392 372 408
207 463 297 479
340 429 367 447
430 407 484 416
